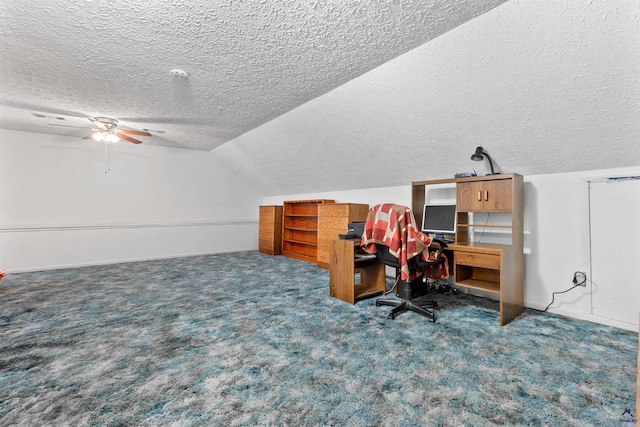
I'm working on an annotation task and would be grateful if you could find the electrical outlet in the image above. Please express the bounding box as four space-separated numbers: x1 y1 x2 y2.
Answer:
573 271 587 286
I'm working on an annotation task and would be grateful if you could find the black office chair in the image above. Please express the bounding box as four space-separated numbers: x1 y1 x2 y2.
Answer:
374 242 448 321
360 203 449 322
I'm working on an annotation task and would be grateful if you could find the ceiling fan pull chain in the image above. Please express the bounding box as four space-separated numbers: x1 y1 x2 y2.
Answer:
104 142 110 173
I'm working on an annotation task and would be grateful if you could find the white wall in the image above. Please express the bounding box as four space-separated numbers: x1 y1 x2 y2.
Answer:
3 127 636 329
264 165 640 330
0 129 263 271
265 185 412 209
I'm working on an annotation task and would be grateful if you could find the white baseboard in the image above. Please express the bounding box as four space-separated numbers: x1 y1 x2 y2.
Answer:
4 247 258 274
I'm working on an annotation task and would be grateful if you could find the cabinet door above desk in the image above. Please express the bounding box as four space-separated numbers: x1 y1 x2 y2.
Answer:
457 179 512 212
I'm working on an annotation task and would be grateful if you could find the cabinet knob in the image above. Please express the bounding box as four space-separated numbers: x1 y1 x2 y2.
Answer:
477 191 482 201
484 190 489 201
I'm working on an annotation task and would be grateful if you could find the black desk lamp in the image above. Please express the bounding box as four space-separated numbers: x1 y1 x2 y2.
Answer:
471 146 498 175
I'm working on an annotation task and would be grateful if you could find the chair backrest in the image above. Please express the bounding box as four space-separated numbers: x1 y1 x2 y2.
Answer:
373 244 401 269
361 204 449 281
360 204 430 280
374 237 447 269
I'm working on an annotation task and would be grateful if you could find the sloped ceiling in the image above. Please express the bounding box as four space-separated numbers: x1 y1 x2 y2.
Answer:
1 1 638 197
0 0 507 150
214 0 640 195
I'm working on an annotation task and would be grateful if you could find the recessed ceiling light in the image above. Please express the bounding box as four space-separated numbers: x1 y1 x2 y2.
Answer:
170 69 189 78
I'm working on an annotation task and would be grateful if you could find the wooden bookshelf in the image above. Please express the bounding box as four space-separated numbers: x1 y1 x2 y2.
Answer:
281 199 334 263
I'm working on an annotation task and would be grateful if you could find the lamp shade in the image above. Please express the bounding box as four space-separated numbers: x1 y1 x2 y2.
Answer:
471 146 484 161
470 146 497 175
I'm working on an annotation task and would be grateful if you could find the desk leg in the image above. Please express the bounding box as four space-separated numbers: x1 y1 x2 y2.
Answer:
330 240 356 304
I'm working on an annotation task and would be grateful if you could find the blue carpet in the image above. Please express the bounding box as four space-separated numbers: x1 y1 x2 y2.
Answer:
0 251 637 426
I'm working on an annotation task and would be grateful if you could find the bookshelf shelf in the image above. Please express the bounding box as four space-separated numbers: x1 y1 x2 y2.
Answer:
281 199 334 263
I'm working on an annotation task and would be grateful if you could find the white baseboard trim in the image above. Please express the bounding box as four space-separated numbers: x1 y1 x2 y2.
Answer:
526 301 637 331
0 220 258 233
546 309 637 332
4 247 259 274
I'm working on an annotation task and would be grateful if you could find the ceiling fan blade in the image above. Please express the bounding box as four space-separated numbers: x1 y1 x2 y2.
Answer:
82 133 95 140
117 129 152 136
118 134 143 144
0 100 89 118
48 123 92 129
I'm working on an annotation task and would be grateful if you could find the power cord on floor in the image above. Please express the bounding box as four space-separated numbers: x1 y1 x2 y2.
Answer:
385 275 400 294
455 286 500 305
538 271 587 312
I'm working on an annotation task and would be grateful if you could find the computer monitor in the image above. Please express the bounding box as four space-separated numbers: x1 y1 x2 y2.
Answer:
421 204 456 241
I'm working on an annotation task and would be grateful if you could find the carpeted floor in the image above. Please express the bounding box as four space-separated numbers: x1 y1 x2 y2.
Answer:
0 251 637 426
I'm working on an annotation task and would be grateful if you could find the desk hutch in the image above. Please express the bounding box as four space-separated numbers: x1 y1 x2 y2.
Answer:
412 173 524 325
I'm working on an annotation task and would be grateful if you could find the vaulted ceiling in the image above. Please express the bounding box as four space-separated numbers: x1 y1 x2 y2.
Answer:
0 0 506 150
1 0 638 196
214 0 640 195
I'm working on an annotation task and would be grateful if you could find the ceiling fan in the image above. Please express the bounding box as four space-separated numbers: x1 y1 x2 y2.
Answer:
82 117 151 144
44 115 152 144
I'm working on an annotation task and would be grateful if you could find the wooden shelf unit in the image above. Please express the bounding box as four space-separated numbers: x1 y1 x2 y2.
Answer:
258 205 283 255
281 199 334 263
412 174 524 325
317 203 369 269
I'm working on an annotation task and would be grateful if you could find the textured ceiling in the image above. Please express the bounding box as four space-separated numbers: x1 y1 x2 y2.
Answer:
0 0 507 151
214 0 640 195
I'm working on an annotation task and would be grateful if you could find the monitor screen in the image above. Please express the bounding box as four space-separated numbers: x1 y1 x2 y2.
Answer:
422 204 456 235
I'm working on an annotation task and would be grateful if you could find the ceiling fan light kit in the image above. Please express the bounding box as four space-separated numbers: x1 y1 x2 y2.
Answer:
80 117 152 145
90 116 118 128
92 131 120 143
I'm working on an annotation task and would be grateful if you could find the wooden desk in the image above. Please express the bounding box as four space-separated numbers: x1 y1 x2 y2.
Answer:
447 242 524 326
413 174 524 326
329 239 386 304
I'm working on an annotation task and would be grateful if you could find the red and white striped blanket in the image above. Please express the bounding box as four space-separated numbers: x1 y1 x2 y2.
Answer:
360 203 448 282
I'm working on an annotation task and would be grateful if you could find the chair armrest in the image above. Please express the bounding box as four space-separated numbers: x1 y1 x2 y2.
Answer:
431 238 448 250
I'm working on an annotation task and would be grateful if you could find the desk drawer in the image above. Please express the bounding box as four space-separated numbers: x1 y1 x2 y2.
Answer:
318 229 343 241
317 239 331 253
455 252 500 270
318 204 349 217
317 250 330 263
318 217 349 229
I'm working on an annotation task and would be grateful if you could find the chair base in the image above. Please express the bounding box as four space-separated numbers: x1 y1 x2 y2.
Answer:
376 296 438 322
